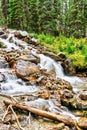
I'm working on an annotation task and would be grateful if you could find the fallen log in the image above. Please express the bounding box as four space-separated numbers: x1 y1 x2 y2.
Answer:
0 93 18 102
4 99 76 126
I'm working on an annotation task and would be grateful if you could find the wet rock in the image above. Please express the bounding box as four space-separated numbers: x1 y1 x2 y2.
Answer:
56 78 73 90
0 55 9 68
14 30 28 38
48 123 65 130
0 124 10 130
0 73 5 82
29 38 38 45
62 89 74 99
76 98 87 110
16 60 40 81
25 98 50 111
72 110 84 117
62 126 70 130
0 30 4 35
62 58 75 75
57 52 66 60
0 33 8 39
78 117 87 129
79 91 87 100
62 94 87 110
19 31 28 37
38 90 50 99
18 54 40 64
43 51 59 61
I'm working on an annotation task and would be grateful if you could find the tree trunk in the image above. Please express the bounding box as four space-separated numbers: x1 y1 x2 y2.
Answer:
1 0 9 26
23 0 30 30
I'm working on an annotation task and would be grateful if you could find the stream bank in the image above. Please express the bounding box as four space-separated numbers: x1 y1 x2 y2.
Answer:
0 28 87 130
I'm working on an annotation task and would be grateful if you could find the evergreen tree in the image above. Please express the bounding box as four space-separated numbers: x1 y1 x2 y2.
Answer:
0 0 87 38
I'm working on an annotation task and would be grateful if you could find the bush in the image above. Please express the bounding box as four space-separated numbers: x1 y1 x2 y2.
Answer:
36 33 87 68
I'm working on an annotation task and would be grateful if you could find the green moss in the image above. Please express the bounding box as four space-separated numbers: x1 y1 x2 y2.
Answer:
84 111 87 117
0 42 6 48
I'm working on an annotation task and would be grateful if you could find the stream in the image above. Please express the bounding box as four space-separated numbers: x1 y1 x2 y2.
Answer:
0 28 87 130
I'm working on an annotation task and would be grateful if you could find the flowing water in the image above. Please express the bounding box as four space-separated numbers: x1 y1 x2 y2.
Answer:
32 50 82 92
0 30 87 123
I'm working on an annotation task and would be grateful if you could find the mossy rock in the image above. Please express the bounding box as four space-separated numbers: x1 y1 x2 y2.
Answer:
0 42 6 48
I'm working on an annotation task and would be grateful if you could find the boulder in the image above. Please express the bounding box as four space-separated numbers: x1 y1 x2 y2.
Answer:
78 117 87 129
79 91 87 100
62 58 75 75
18 54 40 64
57 52 66 60
14 30 28 38
43 51 59 61
15 60 40 81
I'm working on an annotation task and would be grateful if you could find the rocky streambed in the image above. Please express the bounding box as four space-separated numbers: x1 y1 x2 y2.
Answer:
0 27 87 130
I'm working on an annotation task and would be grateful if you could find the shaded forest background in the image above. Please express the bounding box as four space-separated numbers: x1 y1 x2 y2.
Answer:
0 0 87 38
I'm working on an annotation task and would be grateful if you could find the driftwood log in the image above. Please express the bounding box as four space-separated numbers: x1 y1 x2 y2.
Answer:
4 100 77 126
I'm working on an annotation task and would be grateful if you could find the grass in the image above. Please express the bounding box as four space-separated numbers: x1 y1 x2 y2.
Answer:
34 33 87 69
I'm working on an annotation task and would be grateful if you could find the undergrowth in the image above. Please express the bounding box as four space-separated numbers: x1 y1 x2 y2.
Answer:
34 33 87 69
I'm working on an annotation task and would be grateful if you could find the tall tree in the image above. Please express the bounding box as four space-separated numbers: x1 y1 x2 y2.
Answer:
1 0 9 25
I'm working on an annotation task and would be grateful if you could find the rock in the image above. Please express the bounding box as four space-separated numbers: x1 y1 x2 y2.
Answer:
18 54 40 64
26 98 50 111
38 90 50 99
14 30 28 38
15 60 40 81
79 91 87 100
19 31 28 37
76 98 87 110
72 110 84 117
62 94 87 110
29 38 38 45
62 58 75 75
43 51 59 61
62 126 70 130
57 52 66 60
48 123 65 130
0 30 4 35
0 55 9 68
0 73 5 82
62 89 74 98
0 33 8 39
78 117 87 129
56 78 73 90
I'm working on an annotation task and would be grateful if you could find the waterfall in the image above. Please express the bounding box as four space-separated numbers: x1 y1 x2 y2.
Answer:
39 54 82 91
39 54 64 77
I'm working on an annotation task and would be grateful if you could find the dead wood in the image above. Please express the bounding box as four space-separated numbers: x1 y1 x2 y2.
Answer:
0 93 18 102
4 99 76 126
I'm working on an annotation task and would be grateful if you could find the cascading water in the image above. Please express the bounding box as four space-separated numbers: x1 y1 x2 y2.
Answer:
0 69 38 94
0 32 39 94
0 29 86 123
33 52 82 92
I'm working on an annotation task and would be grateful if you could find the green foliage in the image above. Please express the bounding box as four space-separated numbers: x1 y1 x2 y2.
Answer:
38 33 55 44
0 42 6 48
0 0 87 38
66 43 75 54
37 33 87 69
84 111 87 117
